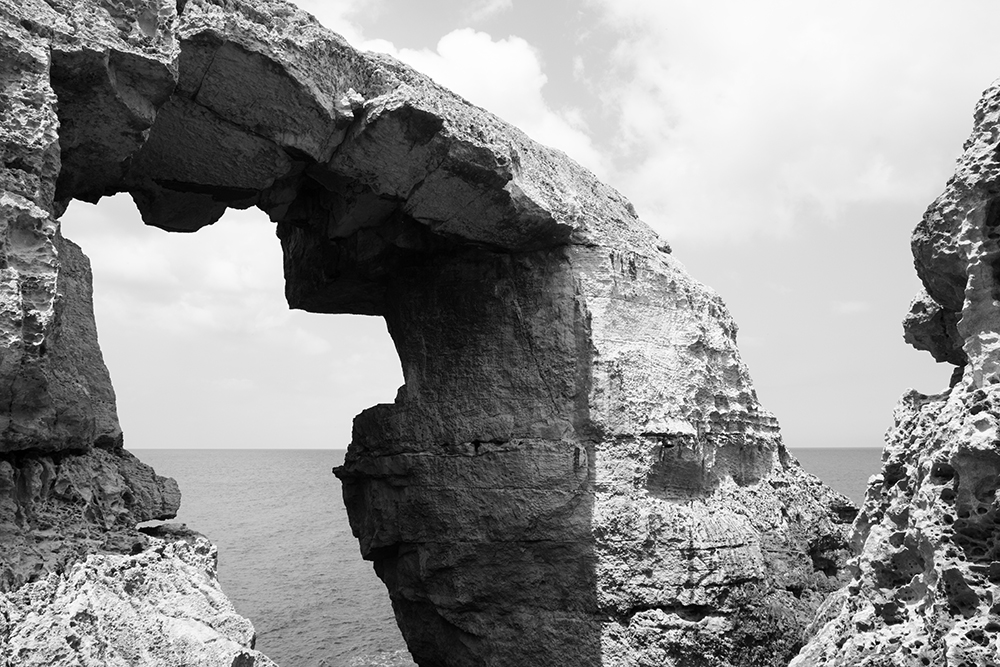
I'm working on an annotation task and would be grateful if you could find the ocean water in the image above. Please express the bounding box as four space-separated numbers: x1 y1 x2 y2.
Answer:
136 447 883 667
792 447 883 505
136 449 415 667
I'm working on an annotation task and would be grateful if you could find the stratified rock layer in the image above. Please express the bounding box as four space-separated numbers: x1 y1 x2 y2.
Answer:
794 80 1000 666
1 0 857 665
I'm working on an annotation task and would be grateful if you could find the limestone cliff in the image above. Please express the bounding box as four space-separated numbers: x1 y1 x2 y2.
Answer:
0 2 269 662
0 0 856 665
793 80 1000 665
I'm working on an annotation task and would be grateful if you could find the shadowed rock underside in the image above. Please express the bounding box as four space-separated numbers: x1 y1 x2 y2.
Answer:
0 0 857 665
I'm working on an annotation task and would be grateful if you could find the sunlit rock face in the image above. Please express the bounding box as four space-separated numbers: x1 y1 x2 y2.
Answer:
1 0 855 665
793 81 1000 666
1 527 275 667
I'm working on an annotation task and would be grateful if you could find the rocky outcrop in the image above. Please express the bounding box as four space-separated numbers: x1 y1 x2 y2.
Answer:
793 80 1000 665
1 0 857 665
334 240 856 666
0 3 270 663
1 526 275 667
0 0 177 453
0 446 179 592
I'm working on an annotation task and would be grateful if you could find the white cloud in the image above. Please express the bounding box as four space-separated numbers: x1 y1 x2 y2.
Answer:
463 0 512 23
585 0 1000 241
286 0 368 45
61 194 403 450
64 197 290 338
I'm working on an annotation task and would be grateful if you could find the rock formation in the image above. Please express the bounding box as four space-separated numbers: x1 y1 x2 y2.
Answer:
0 1 268 661
793 81 1000 665
0 0 857 665
2 525 274 667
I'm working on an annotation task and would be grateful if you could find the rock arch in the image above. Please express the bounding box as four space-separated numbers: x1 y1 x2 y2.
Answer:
0 1 854 665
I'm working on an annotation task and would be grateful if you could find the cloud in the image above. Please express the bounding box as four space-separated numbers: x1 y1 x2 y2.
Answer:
463 0 512 23
364 29 606 176
63 197 292 337
583 0 1000 242
62 194 403 449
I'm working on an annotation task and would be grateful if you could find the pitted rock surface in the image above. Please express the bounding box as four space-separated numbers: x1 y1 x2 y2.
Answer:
794 79 1000 666
0 446 179 593
1 1 856 665
0 531 274 667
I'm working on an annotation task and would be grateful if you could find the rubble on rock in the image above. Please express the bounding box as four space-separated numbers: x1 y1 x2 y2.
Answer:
0 446 179 592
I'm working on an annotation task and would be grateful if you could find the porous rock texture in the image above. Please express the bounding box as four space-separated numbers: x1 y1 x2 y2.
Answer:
0 445 180 593
0 1 266 663
793 80 1000 666
1 526 275 667
0 0 857 665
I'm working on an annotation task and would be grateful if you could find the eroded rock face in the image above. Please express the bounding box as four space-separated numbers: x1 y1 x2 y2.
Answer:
0 2 266 664
793 80 1000 665
1 528 274 667
0 0 177 452
334 238 856 666
1 0 857 665
0 446 179 592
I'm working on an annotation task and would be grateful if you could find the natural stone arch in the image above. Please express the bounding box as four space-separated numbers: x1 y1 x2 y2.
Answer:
1 1 855 665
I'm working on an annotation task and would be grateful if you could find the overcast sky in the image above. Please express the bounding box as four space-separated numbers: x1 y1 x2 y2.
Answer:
63 1 1000 450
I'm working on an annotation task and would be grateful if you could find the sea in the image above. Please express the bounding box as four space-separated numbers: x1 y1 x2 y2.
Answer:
135 447 883 667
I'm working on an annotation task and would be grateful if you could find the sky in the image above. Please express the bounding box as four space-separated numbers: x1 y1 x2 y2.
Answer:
62 0 1000 451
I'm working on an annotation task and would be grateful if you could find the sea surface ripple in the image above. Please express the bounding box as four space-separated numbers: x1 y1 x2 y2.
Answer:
137 449 415 667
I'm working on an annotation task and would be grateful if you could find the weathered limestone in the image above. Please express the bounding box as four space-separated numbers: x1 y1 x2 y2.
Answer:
794 80 1000 665
0 0 178 452
1 526 275 667
0 446 179 592
0 2 268 663
1 0 858 665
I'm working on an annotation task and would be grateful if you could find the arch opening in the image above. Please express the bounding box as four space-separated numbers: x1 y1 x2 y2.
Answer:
61 194 408 664
61 193 403 453
1 1 859 665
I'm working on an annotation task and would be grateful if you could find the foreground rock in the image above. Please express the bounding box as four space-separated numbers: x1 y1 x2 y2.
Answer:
793 80 1000 665
0 446 179 592
0 0 857 664
0 2 272 663
1 528 274 667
